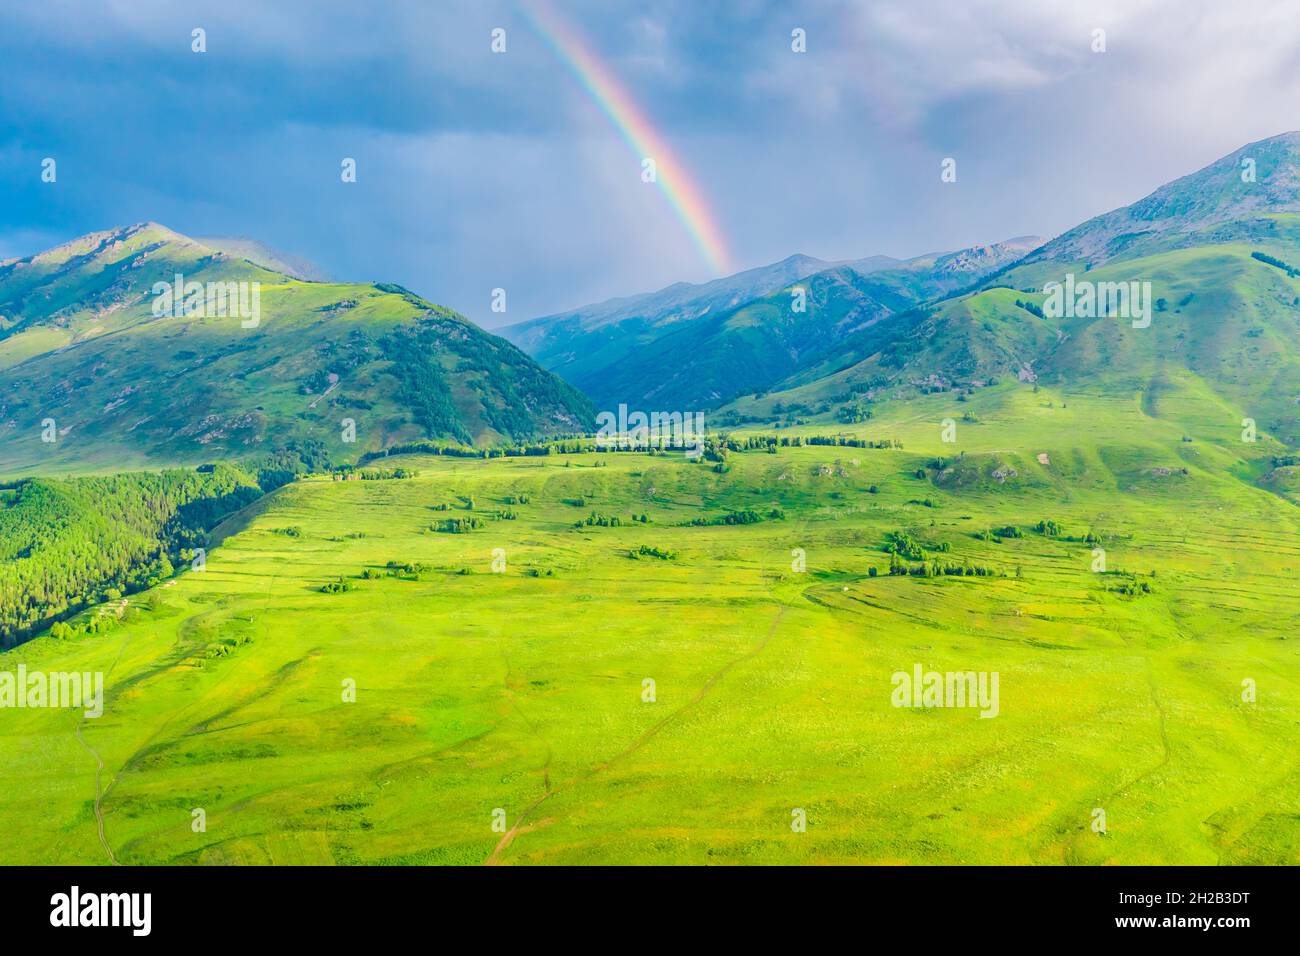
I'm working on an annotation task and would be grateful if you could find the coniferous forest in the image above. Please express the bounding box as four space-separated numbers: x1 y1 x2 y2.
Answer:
0 464 266 645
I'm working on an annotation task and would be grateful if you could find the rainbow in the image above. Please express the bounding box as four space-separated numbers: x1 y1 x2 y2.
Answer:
521 0 733 276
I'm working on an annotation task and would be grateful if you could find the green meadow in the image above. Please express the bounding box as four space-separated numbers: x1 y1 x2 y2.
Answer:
2 387 1297 865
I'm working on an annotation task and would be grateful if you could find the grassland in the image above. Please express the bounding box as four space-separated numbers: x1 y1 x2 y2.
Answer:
2 385 1297 865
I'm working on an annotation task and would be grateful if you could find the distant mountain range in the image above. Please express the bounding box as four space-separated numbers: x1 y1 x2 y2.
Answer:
504 132 1300 447
772 131 1300 447
501 237 1044 409
4 133 1300 476
0 223 592 474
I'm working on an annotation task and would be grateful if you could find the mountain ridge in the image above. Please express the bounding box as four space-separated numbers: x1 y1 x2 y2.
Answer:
194 235 330 283
0 223 594 475
724 133 1300 450
504 235 1045 410
1019 130 1300 267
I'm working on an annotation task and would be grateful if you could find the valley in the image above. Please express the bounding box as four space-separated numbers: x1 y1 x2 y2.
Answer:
3 133 1300 867
2 386 1296 865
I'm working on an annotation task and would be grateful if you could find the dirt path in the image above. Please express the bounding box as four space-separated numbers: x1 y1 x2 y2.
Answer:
74 535 282 866
1062 659 1173 864
484 604 789 866
484 510 815 867
75 624 136 866
75 721 120 866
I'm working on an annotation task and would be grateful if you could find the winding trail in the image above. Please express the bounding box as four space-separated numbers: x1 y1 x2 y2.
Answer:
73 542 282 866
75 719 120 866
485 604 789 866
74 622 135 866
1062 659 1173 864
484 500 816 866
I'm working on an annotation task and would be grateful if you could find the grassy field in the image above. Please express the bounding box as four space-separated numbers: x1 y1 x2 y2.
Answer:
2 386 1299 865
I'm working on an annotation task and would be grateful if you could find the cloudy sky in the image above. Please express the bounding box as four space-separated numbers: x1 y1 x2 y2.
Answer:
2 0 1299 327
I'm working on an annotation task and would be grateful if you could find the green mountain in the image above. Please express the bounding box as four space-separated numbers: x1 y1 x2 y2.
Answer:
1018 130 1300 266
501 253 848 395
0 223 594 474
731 133 1300 450
504 238 1042 410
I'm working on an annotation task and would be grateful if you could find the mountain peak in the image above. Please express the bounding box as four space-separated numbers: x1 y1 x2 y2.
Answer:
776 252 830 268
994 235 1047 251
1 221 194 270
0 225 595 471
1027 131 1300 265
1 223 332 291
1243 129 1300 147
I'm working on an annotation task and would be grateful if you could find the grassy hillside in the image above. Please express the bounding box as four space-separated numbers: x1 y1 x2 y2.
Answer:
712 135 1300 450
1019 131 1300 267
733 241 1300 451
0 224 594 475
3 400 1296 865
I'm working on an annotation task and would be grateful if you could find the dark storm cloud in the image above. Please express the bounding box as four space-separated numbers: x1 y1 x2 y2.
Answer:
2 0 1299 326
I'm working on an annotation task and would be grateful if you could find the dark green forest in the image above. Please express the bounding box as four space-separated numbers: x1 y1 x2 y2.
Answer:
0 464 266 646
